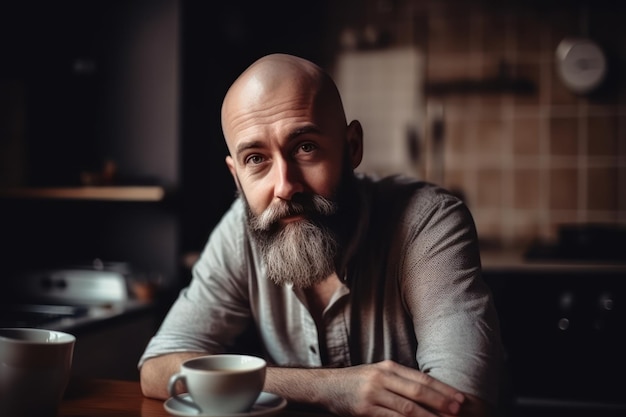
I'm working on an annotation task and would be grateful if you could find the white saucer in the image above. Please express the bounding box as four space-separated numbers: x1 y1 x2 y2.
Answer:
164 392 287 417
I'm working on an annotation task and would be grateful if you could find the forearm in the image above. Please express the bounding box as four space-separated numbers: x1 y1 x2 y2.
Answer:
142 357 494 417
265 364 494 417
140 352 207 399
264 367 342 408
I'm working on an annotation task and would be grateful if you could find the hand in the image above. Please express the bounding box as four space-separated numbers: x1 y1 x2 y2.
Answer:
322 360 465 417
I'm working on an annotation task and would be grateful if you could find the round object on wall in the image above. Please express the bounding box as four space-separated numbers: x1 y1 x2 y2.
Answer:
556 37 607 95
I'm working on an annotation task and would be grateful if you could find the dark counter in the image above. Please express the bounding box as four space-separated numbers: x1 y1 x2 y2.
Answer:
481 250 626 417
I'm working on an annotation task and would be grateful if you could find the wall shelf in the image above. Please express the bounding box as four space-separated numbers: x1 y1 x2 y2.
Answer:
0 186 167 202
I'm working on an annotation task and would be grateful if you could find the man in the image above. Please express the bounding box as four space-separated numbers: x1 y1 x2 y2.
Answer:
139 53 502 417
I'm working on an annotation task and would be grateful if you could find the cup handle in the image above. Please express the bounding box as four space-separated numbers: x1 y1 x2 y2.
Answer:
167 373 202 413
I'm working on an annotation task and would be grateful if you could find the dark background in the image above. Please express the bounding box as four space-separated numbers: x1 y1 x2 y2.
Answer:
0 0 332 286
179 0 332 257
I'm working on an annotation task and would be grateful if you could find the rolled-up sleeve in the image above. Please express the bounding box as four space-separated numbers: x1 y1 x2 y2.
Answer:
138 199 252 368
402 192 502 404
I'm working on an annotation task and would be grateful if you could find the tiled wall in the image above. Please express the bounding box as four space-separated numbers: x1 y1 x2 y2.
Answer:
327 0 626 248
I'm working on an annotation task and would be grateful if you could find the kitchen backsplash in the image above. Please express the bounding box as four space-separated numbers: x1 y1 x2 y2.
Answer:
326 0 626 248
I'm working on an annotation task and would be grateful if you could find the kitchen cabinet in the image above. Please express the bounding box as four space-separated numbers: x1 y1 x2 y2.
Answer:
68 304 159 381
482 251 626 416
0 0 182 287
1 1 180 189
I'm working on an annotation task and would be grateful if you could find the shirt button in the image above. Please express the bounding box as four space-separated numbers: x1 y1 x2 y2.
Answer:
309 345 317 354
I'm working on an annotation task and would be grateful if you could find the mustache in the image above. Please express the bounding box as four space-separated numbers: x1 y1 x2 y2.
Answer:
250 194 338 232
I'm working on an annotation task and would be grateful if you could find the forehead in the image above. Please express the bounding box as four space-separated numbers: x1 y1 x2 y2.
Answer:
224 80 325 148
222 56 347 154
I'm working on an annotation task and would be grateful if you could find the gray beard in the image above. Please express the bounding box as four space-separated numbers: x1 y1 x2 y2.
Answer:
243 194 339 288
258 219 338 288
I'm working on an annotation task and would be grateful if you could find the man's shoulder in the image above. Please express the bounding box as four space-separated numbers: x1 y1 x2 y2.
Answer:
207 196 248 243
355 174 472 239
220 196 247 222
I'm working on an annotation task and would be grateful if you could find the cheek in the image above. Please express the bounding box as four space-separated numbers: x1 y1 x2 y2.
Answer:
240 181 273 216
304 160 344 198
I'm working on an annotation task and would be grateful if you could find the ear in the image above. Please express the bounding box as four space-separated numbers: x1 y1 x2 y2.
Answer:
225 156 241 190
346 120 363 169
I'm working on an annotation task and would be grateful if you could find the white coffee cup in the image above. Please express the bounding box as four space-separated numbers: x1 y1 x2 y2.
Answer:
168 354 267 414
0 327 76 417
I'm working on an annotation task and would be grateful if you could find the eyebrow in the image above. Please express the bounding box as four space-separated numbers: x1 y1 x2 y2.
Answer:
234 125 322 158
235 140 265 157
288 125 322 139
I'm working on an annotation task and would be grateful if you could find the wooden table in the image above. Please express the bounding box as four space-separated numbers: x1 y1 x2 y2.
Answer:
58 378 332 417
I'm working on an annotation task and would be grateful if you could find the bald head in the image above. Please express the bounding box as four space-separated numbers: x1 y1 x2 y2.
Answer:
221 54 348 152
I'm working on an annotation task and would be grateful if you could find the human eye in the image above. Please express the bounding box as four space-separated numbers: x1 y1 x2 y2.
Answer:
294 142 317 156
244 154 265 165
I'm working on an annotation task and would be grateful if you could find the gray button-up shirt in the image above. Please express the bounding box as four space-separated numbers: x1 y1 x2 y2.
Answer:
139 175 502 404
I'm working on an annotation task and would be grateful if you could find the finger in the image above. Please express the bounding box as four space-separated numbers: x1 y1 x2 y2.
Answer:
383 375 462 415
374 364 463 415
372 392 442 417
385 363 466 405
388 364 464 401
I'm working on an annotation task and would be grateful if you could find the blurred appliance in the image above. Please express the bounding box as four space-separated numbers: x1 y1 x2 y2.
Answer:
0 263 143 332
0 263 157 380
334 47 425 179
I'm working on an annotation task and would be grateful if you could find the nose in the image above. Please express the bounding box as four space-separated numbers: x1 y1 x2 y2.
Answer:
273 157 303 200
